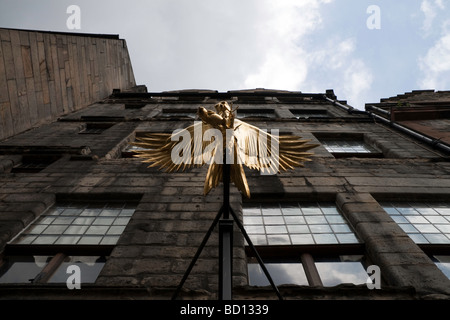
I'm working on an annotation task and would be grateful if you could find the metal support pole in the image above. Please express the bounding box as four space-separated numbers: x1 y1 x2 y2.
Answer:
219 219 233 300
219 145 233 299
173 146 282 300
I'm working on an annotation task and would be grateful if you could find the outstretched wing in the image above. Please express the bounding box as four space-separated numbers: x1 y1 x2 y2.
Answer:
232 119 318 175
131 121 215 173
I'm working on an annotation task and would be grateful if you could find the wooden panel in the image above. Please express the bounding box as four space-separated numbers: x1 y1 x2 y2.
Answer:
21 45 33 78
0 102 13 138
7 79 20 132
0 28 136 140
28 32 42 92
1 38 15 80
0 40 9 103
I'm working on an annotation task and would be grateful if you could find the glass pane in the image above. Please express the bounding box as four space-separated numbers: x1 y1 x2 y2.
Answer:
267 234 290 245
291 234 314 244
48 256 106 283
243 202 359 245
64 225 89 234
248 263 308 286
55 236 81 245
433 256 450 279
0 256 51 283
78 236 102 245
316 261 368 286
263 216 284 225
42 225 68 234
33 235 58 244
382 202 450 245
100 236 120 245
85 226 109 235
107 226 126 235
244 216 263 225
73 217 96 225
12 201 135 246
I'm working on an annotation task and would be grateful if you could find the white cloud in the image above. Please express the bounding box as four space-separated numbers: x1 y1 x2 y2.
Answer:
418 0 450 89
242 0 372 109
342 59 373 108
243 0 332 90
419 33 450 88
420 0 446 36
304 36 372 109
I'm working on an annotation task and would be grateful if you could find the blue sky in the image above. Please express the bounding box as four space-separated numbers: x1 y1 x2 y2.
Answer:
1 0 450 109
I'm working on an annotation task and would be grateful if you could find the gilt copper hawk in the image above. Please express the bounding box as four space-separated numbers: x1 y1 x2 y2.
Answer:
131 101 318 198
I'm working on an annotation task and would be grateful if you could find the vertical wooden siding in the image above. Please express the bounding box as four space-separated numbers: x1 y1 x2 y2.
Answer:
0 28 136 141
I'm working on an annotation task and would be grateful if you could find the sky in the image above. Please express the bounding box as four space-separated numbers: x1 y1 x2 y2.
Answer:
1 0 450 110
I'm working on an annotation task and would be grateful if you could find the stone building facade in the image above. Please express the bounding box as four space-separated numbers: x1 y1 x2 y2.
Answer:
1 29 450 300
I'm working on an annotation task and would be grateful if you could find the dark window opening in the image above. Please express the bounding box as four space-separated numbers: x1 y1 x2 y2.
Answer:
247 249 368 287
79 123 114 134
160 108 197 119
0 199 138 285
11 154 60 173
314 133 383 158
0 254 106 284
237 96 267 103
124 102 147 109
290 109 329 119
237 109 275 119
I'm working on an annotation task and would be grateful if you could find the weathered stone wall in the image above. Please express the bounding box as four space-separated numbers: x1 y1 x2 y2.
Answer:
1 97 450 299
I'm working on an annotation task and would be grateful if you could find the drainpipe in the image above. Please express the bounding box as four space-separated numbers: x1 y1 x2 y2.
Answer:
366 105 450 155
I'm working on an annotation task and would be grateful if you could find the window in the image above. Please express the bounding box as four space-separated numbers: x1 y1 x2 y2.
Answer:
237 109 275 119
382 201 450 280
11 201 135 246
314 133 383 158
248 261 308 286
247 254 367 287
290 109 329 119
125 102 147 109
11 155 60 173
0 200 137 284
160 108 197 119
244 202 360 245
244 202 367 287
432 255 450 279
0 255 105 284
79 123 114 134
382 202 450 244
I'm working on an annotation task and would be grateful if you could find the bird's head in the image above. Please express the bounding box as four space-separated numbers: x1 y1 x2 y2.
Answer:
214 101 235 129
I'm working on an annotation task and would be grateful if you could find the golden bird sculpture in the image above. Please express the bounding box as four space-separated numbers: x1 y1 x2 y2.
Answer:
131 101 318 198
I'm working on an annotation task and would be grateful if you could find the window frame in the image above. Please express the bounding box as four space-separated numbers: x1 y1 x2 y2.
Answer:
0 196 141 285
0 253 107 284
159 108 198 119
236 108 276 119
243 199 367 287
78 122 115 134
313 132 384 158
11 154 61 173
374 194 450 280
289 109 329 119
